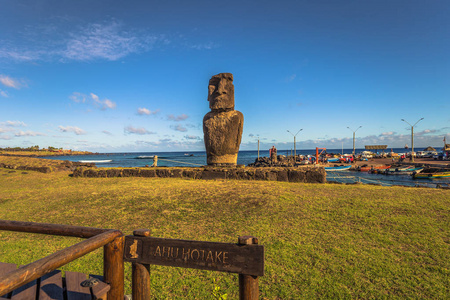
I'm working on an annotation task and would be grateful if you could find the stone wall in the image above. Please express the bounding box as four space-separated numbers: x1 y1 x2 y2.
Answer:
0 162 53 173
72 166 326 183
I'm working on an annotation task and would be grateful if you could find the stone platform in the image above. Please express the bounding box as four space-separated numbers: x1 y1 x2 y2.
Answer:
73 166 326 183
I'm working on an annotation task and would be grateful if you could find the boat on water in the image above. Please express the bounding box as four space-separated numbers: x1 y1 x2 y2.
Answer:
324 165 351 171
413 171 450 179
391 167 424 175
383 165 424 175
327 158 340 163
360 165 391 172
386 165 415 173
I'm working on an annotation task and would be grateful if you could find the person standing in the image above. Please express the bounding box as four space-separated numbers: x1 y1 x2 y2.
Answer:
270 146 277 164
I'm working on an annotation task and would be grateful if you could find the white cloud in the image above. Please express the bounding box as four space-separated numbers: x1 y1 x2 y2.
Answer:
69 92 86 103
168 114 189 122
0 90 8 97
62 22 158 61
15 130 45 137
102 99 116 110
70 92 116 110
133 138 204 151
0 75 25 89
2 121 27 127
185 135 201 140
0 135 12 140
124 125 155 135
0 46 38 61
91 93 116 110
188 42 217 50
171 125 187 132
102 130 113 136
0 20 219 64
416 129 437 136
0 128 12 133
380 131 395 136
137 107 160 115
58 125 86 135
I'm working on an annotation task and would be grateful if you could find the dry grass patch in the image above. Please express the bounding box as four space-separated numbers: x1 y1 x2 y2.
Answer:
0 165 449 299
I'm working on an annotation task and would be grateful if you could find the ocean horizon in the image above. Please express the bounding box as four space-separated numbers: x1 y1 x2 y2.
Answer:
42 147 439 168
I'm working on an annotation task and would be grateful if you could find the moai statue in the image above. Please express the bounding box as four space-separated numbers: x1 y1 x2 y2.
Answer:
203 73 244 166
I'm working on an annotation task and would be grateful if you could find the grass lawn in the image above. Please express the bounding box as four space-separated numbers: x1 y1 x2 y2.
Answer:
0 163 449 299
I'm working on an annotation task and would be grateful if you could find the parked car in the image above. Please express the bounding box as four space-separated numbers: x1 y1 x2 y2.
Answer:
360 151 374 159
433 152 444 160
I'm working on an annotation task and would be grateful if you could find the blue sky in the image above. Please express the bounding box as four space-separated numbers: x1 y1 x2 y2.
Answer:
1 0 449 152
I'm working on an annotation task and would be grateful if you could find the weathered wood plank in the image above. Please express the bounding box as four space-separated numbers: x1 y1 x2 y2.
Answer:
89 275 111 300
124 236 264 276
10 277 37 300
39 270 64 300
0 220 109 238
65 271 91 300
0 263 17 299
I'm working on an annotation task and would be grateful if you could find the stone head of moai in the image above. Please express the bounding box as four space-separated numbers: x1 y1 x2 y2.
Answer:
203 72 244 166
208 73 235 111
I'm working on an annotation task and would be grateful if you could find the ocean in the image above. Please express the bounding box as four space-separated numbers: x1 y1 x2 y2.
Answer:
42 148 448 188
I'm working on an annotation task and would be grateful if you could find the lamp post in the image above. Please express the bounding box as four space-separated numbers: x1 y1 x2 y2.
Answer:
287 129 303 162
257 135 260 159
401 118 424 162
347 126 362 156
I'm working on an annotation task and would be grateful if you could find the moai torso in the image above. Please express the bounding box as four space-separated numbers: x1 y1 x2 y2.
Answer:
203 73 244 166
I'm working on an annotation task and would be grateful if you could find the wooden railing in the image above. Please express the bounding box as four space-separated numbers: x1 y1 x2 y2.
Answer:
0 220 124 300
125 229 264 300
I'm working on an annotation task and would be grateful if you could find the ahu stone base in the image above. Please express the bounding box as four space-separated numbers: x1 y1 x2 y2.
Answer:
73 166 326 183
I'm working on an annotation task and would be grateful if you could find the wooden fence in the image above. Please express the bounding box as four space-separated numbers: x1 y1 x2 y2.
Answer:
0 220 124 300
124 229 264 300
0 221 264 299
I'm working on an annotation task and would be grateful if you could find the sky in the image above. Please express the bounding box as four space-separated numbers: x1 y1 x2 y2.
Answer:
1 0 449 152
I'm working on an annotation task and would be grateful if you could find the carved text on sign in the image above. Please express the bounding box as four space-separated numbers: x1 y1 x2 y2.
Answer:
123 236 264 276
152 245 229 263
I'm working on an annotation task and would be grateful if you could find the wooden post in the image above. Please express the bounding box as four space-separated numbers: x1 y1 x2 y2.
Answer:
238 236 259 300
104 235 124 300
132 229 151 300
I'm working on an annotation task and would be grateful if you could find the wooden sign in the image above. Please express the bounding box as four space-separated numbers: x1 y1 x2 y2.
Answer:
123 236 264 276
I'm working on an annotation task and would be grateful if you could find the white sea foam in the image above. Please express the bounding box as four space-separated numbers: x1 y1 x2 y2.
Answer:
79 160 112 163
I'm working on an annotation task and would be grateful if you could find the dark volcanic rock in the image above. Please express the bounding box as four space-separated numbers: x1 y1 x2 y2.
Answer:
203 73 243 166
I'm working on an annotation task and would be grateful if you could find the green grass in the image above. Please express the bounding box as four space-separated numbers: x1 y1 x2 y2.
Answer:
0 164 449 299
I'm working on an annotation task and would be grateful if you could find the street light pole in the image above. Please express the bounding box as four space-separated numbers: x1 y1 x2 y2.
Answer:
257 136 260 159
347 126 362 156
287 129 303 162
401 118 424 162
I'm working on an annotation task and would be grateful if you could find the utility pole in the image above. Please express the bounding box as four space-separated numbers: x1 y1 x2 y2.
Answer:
257 138 260 159
287 129 303 162
347 126 362 156
401 118 424 162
